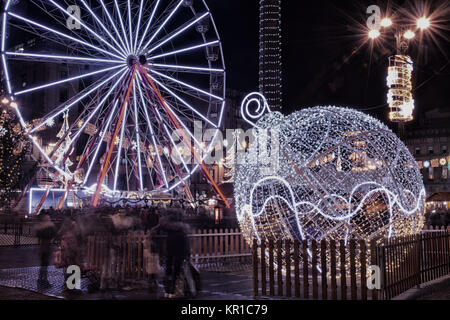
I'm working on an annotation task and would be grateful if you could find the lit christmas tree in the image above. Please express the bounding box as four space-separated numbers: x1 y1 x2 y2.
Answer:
0 103 30 211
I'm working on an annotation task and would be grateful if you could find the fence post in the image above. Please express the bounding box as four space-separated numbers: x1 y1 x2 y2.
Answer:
227 228 232 263
339 240 347 300
269 239 275 296
224 228 228 264
378 241 387 300
370 240 378 300
277 240 283 297
360 240 367 300
294 240 300 298
349 239 357 300
444 230 450 274
311 240 318 300
415 234 421 289
208 228 213 261
286 239 291 297
261 240 266 296
320 240 327 300
253 239 259 297
330 240 337 300
234 228 240 264
302 240 309 299
214 229 219 264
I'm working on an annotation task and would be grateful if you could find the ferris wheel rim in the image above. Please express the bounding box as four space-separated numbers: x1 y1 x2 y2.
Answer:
1 0 227 196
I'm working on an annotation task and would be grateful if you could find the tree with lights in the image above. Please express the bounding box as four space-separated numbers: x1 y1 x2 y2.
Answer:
0 101 30 211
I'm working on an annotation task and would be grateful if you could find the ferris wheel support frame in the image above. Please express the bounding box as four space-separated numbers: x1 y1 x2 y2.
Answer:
139 67 230 208
135 72 194 204
91 66 138 207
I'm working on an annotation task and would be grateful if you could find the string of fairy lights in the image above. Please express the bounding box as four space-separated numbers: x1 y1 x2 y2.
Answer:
235 103 426 246
259 0 282 111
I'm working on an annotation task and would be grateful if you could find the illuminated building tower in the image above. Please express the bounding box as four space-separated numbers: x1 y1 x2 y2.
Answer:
259 0 282 110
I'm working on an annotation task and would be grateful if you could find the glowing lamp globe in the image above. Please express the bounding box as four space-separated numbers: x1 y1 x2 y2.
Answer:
235 107 425 245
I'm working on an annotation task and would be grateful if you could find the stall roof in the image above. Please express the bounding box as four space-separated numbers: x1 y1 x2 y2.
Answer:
427 191 450 202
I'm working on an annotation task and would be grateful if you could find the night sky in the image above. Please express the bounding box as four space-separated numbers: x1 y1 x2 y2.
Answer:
209 0 450 124
3 0 449 125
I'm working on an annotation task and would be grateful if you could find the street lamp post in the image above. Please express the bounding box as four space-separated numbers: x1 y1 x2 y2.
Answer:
368 14 431 132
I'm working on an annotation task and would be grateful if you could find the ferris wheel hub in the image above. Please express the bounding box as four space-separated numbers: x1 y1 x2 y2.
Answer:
127 55 148 67
127 55 138 67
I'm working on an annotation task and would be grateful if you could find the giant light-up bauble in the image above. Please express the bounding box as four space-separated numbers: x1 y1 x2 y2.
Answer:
234 107 425 244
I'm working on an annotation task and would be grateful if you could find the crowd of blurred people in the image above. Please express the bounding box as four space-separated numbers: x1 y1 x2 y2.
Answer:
425 208 450 228
34 205 199 298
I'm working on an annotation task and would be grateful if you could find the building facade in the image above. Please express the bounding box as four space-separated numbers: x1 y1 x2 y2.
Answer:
404 107 450 194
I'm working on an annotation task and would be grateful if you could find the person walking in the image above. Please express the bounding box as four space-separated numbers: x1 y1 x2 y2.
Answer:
35 214 56 290
146 207 160 232
152 210 190 298
58 218 83 291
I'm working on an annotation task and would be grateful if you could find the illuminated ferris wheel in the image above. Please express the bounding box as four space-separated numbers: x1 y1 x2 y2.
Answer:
1 0 227 207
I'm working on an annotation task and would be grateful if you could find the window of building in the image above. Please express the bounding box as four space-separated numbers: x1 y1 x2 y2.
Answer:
415 147 421 155
442 145 448 154
429 167 434 180
428 146 434 155
443 167 448 180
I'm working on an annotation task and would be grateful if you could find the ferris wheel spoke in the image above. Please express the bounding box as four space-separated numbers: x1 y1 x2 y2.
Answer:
161 122 190 174
47 0 127 59
136 0 160 52
139 73 206 189
4 51 124 65
127 0 134 52
30 67 127 134
113 0 131 54
83 99 121 186
9 22 98 59
132 83 144 191
149 40 220 60
79 0 128 56
4 0 13 11
133 0 144 53
1 55 12 95
136 73 205 151
147 12 210 55
55 69 129 167
113 104 128 192
7 12 123 60
136 78 169 189
14 64 123 96
140 0 184 52
149 62 224 74
29 136 71 180
145 74 218 128
142 96 189 175
99 0 129 55
150 69 223 101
